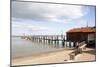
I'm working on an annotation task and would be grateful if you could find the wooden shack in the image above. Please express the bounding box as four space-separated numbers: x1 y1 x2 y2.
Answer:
66 27 96 47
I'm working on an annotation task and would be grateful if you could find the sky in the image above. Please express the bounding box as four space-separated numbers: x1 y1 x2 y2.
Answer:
12 1 96 36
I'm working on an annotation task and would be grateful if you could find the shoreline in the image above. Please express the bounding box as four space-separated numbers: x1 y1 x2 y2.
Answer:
11 48 95 66
12 48 75 59
12 48 74 66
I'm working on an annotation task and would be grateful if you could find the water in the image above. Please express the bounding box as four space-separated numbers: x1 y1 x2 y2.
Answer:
11 37 65 58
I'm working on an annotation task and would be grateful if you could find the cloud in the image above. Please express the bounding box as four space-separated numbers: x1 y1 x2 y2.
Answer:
12 19 50 35
12 21 49 31
12 1 85 22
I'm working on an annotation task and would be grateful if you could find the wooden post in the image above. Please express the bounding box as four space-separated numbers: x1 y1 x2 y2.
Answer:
73 41 76 47
62 39 65 48
56 36 59 45
69 52 75 60
51 36 53 44
69 41 71 48
48 39 50 44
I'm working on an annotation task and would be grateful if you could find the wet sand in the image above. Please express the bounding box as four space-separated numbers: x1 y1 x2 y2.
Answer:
11 48 96 66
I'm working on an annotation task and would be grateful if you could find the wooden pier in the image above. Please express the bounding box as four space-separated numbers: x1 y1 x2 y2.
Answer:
21 35 80 48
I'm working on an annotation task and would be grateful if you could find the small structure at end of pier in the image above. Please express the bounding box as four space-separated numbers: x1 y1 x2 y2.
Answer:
66 26 96 48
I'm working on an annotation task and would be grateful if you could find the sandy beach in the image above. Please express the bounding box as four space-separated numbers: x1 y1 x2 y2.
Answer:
12 48 96 66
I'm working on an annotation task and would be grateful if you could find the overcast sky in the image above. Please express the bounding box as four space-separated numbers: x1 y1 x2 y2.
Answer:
12 1 96 36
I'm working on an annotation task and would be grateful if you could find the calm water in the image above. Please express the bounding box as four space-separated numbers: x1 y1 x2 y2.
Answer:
12 37 66 58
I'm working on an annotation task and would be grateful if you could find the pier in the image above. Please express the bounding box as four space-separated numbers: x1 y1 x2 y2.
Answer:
21 35 79 48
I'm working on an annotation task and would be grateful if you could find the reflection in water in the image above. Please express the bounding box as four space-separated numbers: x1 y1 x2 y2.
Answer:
12 37 66 59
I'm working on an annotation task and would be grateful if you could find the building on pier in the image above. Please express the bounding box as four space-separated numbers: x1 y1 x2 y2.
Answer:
66 27 96 48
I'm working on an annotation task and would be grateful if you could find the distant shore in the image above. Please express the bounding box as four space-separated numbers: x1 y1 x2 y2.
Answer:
11 48 95 66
